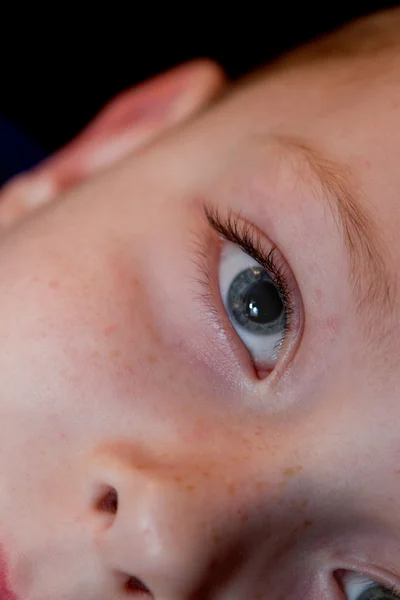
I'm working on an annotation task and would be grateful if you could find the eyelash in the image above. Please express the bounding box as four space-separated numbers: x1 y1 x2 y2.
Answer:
377 584 400 600
338 573 400 600
190 203 295 364
359 579 400 600
356 580 400 600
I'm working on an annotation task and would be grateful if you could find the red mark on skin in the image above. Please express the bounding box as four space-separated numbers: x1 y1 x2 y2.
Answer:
0 544 18 600
325 316 340 335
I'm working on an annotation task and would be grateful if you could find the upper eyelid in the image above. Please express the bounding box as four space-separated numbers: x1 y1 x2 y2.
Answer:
202 202 295 301
203 203 270 267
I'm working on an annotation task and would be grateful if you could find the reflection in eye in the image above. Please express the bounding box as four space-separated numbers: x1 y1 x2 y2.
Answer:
219 241 288 369
341 571 400 600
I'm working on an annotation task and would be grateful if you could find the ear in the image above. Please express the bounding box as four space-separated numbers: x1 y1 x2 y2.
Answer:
0 60 227 227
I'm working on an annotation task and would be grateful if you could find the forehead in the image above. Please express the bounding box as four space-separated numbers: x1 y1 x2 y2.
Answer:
233 41 400 131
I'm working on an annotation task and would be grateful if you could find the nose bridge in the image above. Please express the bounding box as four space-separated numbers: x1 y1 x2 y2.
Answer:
100 451 265 598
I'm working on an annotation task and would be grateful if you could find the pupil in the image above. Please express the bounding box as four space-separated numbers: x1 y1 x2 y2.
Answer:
244 281 283 324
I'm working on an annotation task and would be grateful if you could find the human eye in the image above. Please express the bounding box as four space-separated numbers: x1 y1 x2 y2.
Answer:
190 204 303 378
339 570 400 600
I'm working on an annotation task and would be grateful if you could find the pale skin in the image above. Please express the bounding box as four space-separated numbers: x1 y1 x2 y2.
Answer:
2 8 400 600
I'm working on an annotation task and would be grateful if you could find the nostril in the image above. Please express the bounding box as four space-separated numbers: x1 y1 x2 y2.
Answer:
125 575 152 596
96 486 118 514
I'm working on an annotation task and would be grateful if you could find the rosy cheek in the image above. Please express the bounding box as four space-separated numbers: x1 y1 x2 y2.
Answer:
0 544 18 600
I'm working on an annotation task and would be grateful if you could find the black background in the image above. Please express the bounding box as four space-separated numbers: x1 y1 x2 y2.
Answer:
1 3 398 154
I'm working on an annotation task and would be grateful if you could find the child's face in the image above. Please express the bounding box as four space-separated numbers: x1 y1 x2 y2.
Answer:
3 18 400 600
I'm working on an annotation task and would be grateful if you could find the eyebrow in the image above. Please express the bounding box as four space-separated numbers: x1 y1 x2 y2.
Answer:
273 134 395 339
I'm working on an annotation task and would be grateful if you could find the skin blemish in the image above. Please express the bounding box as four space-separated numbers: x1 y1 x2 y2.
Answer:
103 323 117 337
293 498 309 513
280 466 303 490
314 288 323 302
109 347 121 359
253 426 264 437
227 482 237 497
325 316 340 336
256 480 268 492
0 544 18 600
213 533 221 545
283 465 303 478
147 354 158 364
304 520 313 528
49 279 60 289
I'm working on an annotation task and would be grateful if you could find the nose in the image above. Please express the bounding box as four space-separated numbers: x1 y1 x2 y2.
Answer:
95 451 265 599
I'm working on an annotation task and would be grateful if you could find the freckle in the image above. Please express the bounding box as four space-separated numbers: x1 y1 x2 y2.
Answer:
174 476 183 483
186 484 196 492
147 354 158 364
283 467 295 477
49 279 60 289
304 520 313 528
109 348 121 359
213 533 221 545
103 324 117 336
283 465 303 478
228 482 237 497
256 480 268 492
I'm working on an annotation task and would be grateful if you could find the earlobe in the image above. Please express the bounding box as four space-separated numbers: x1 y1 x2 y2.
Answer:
0 59 227 228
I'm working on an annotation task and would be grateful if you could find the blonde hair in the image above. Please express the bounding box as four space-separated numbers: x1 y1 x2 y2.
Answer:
274 7 400 68
232 7 400 91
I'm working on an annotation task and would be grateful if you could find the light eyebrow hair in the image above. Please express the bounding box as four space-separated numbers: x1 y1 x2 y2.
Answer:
274 135 396 338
